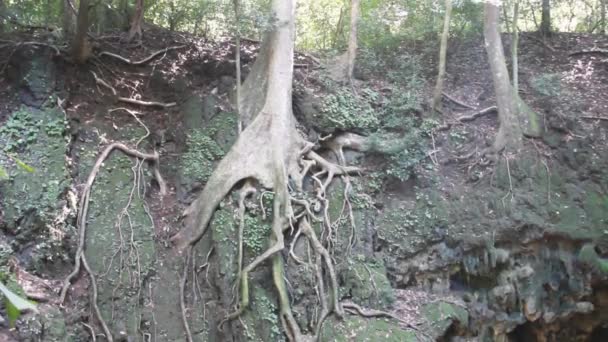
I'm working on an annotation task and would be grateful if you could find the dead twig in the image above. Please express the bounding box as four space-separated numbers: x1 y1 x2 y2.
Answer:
569 48 608 57
341 302 423 333
91 71 176 108
442 92 476 109
99 45 187 66
436 106 498 131
526 34 555 52
116 97 176 108
580 115 608 121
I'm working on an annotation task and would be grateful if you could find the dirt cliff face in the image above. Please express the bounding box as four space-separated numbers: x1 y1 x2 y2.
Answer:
0 28 607 341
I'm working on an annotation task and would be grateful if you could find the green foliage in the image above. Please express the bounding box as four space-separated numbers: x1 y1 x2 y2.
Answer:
296 0 345 51
0 109 40 152
243 214 271 255
181 131 225 183
531 73 562 97
319 87 379 132
341 258 395 309
255 293 281 338
369 118 438 181
0 166 7 180
0 108 65 153
0 281 38 327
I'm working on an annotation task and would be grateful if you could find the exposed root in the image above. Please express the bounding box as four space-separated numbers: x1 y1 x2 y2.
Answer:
341 301 423 333
59 142 166 342
441 91 476 109
569 48 608 57
436 105 498 131
300 218 342 316
580 115 608 121
117 97 177 108
81 322 97 342
233 181 257 302
171 2 383 339
99 45 187 66
500 152 514 205
180 246 194 342
91 71 177 108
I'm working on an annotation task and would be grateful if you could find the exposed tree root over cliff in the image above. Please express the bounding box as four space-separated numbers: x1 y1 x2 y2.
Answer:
59 142 166 342
168 1 394 341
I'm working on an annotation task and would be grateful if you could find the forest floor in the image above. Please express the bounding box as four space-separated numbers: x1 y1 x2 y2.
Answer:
1 26 608 341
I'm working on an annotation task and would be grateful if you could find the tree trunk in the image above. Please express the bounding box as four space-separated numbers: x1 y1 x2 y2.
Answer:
0 0 5 32
540 0 551 36
62 0 76 38
512 1 520 93
72 0 90 63
127 0 144 42
233 0 242 133
173 0 359 340
601 0 607 35
484 1 523 152
431 0 453 112
345 0 360 81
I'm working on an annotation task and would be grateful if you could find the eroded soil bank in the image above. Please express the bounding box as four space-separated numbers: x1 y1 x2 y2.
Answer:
1 28 607 341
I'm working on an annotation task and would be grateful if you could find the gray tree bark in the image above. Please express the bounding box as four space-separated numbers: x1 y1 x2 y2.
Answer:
127 0 144 42
72 0 90 63
540 0 551 36
345 0 360 81
601 0 607 35
432 0 453 112
484 0 523 152
62 0 76 38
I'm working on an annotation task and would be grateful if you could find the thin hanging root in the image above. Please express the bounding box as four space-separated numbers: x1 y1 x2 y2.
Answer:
306 151 362 196
180 246 194 342
236 181 257 297
59 143 166 342
300 218 343 318
341 302 423 333
91 71 177 108
219 186 288 330
273 252 304 342
81 322 97 342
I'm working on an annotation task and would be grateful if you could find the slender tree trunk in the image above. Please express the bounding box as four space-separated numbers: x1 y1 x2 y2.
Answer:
484 1 523 152
63 0 76 38
345 0 360 82
72 0 90 63
332 6 345 49
45 0 50 28
127 0 144 42
512 1 520 93
233 0 242 133
432 0 453 112
540 0 551 36
601 0 607 35
0 0 5 32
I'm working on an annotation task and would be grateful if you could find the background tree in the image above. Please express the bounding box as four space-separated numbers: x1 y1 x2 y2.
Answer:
540 0 551 36
127 0 144 42
431 0 453 112
484 0 523 152
62 0 76 37
72 0 91 63
234 0 242 133
345 0 360 82
0 0 6 32
512 0 520 93
602 0 607 34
